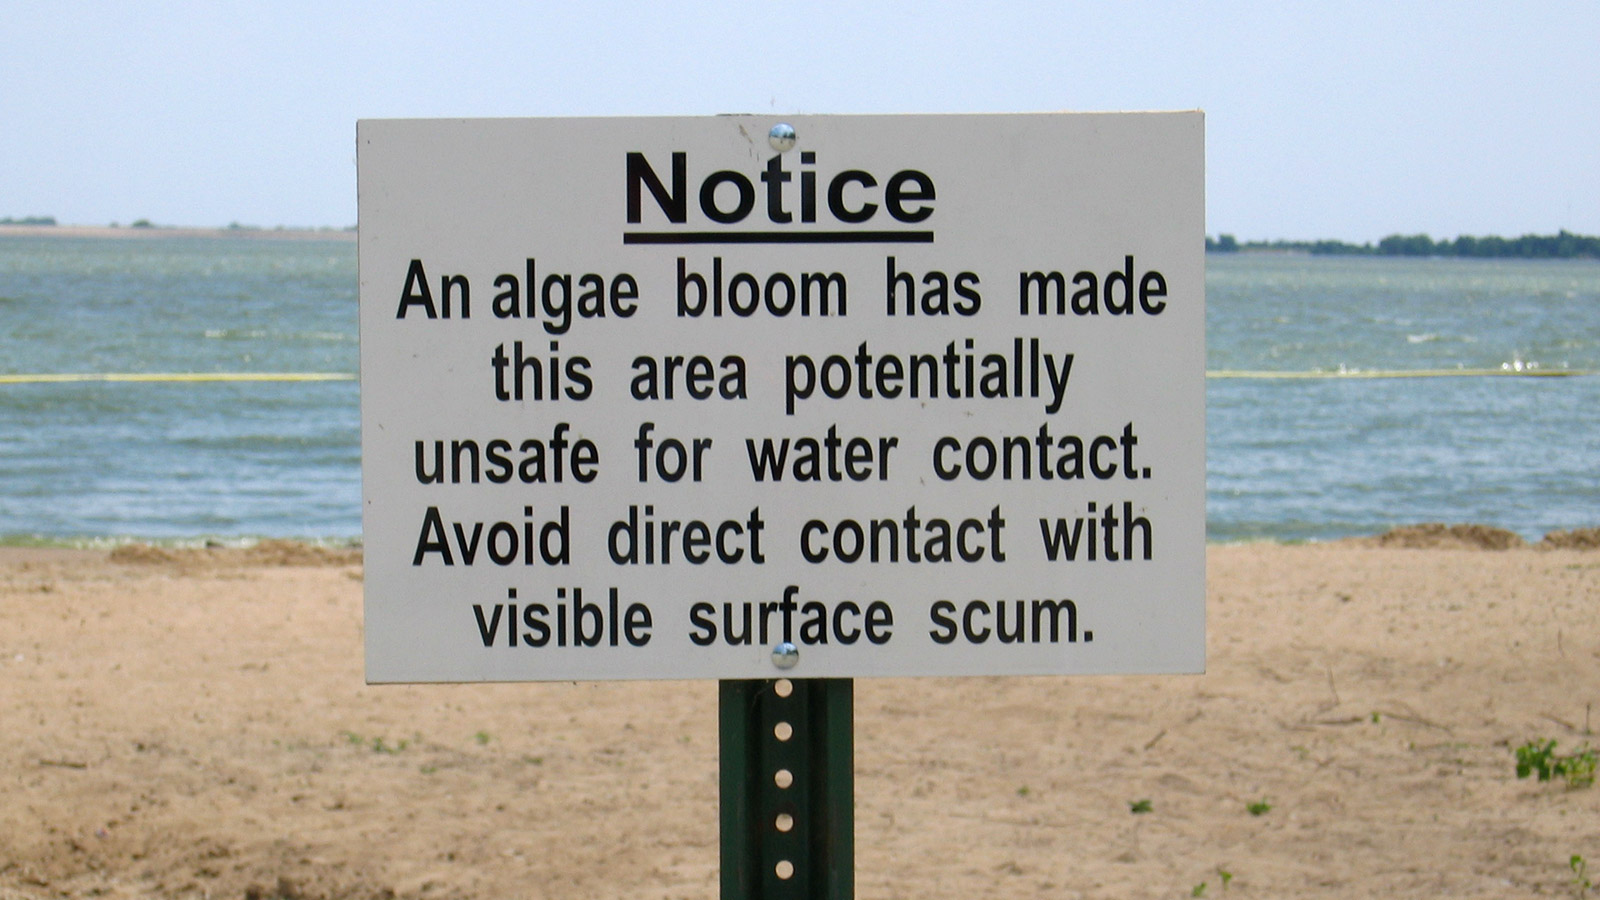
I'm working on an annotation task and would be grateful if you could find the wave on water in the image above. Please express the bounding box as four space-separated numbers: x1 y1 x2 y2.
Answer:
203 328 354 342
1404 333 1480 345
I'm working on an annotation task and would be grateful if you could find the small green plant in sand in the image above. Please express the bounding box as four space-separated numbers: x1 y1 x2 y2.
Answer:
1573 855 1591 899
1192 866 1235 895
1129 798 1153 814
1515 740 1597 789
340 730 410 754
474 730 492 745
1246 798 1272 816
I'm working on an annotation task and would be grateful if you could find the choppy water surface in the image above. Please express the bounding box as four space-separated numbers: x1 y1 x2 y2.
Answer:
0 235 358 540
1206 254 1598 541
0 236 1595 542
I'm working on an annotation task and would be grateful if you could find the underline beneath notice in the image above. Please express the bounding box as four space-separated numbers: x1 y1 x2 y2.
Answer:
622 230 935 245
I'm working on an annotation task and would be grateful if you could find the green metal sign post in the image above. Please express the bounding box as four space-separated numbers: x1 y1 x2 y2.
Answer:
720 678 854 900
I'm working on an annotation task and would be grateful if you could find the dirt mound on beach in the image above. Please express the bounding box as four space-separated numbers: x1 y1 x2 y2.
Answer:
108 539 362 569
1363 522 1527 550
1354 523 1600 551
1538 526 1600 550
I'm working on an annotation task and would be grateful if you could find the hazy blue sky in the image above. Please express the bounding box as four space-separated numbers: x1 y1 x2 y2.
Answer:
4 1 1595 240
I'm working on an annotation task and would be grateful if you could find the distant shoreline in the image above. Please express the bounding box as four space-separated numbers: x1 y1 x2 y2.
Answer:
5 225 1596 257
0 224 355 242
1208 230 1600 259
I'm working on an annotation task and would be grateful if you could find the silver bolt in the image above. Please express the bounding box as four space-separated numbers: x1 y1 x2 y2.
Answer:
768 123 796 153
771 642 799 669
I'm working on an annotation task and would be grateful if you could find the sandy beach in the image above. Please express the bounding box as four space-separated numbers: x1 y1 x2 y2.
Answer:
3 531 1597 900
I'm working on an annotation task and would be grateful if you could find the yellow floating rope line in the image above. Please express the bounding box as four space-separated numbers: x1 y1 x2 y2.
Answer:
0 372 355 384
1206 368 1594 379
0 370 1591 384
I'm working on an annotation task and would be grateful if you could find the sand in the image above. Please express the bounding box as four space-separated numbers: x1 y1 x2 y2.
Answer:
3 533 1598 900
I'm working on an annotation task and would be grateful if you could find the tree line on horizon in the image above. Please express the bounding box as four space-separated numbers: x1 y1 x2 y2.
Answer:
1207 230 1600 259
5 214 1596 259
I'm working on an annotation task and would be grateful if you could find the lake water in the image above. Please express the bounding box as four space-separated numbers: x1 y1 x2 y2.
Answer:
1206 253 1598 542
1 235 1595 544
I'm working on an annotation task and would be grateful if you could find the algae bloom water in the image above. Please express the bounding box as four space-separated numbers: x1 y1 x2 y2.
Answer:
0 234 1595 543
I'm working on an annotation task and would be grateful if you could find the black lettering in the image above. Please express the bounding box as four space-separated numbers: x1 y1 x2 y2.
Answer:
827 170 877 223
688 602 717 645
701 171 755 223
928 600 957 644
397 259 437 318
884 170 935 222
627 152 686 223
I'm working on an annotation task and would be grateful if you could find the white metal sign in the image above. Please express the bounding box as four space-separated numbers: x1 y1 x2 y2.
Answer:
359 113 1205 682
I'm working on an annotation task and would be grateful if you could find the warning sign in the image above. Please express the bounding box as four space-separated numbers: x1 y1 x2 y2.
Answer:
358 113 1205 682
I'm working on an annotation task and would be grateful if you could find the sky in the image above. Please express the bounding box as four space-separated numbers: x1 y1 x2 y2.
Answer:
3 1 1596 242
